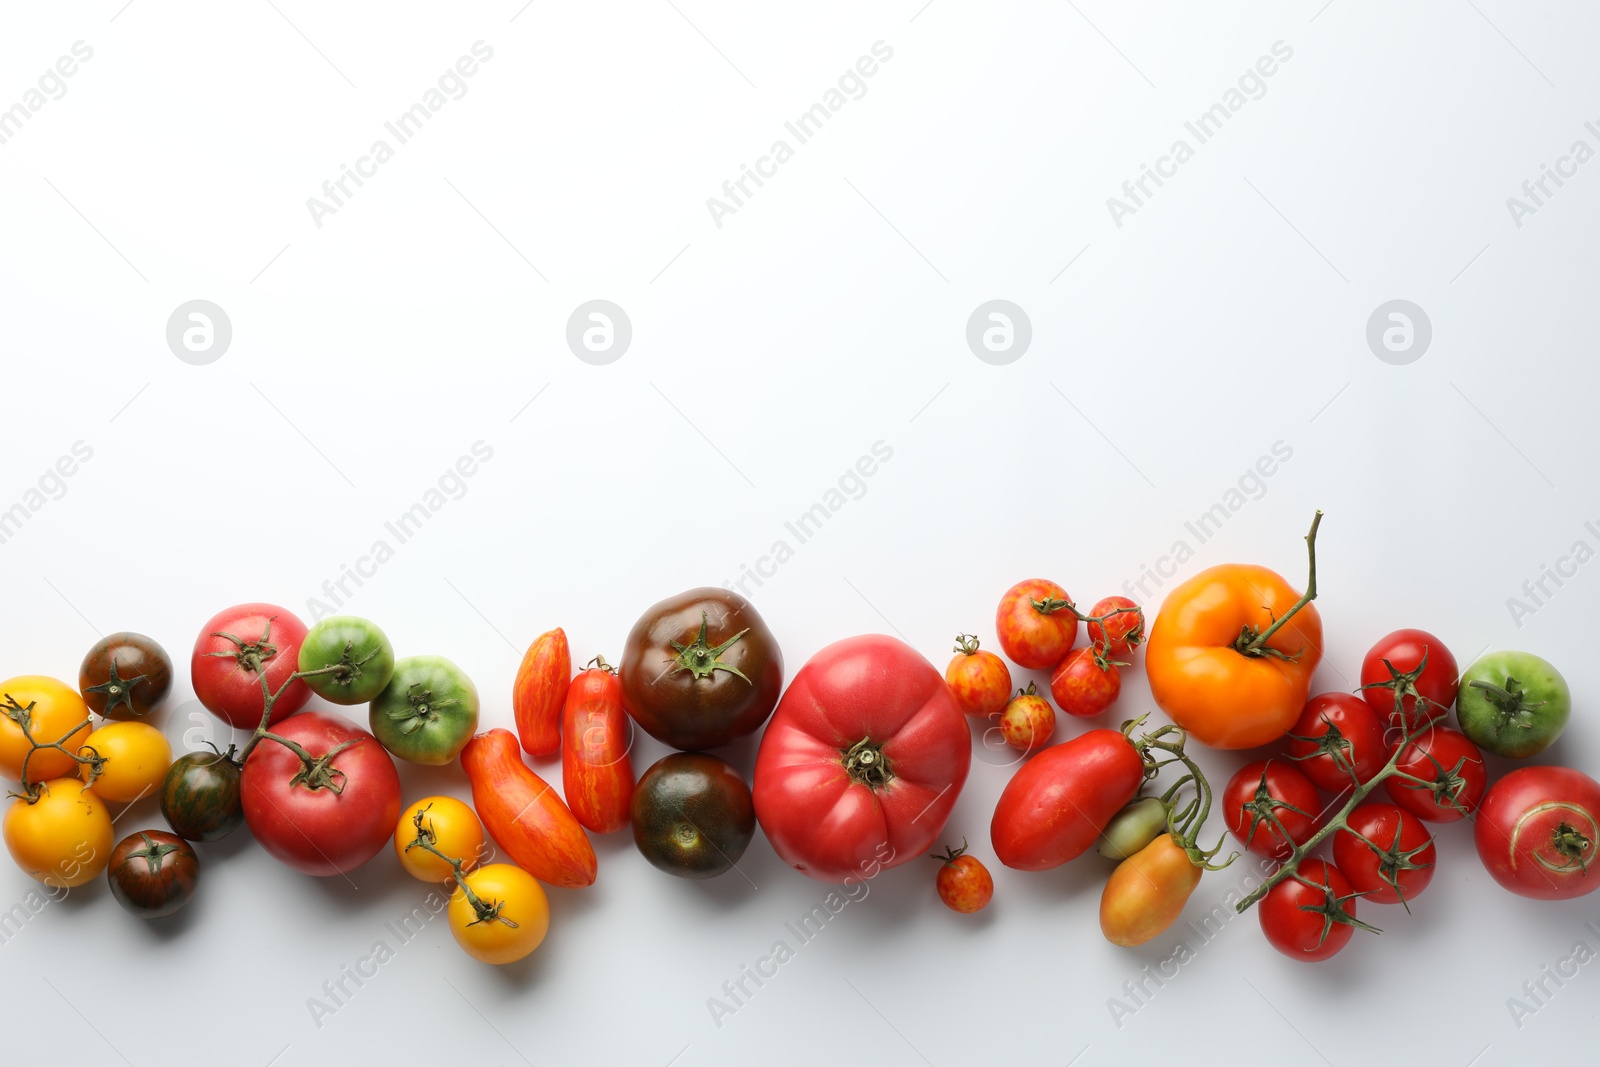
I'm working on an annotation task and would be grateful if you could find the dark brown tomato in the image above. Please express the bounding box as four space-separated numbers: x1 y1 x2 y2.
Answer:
630 753 755 879
107 830 199 918
159 750 244 842
80 632 173 720
620 588 783 751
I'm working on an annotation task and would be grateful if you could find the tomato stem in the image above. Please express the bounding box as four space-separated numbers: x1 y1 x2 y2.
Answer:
952 634 981 656
1126 721 1232 871
2 693 104 804
403 805 516 927
841 737 894 789
1234 510 1323 658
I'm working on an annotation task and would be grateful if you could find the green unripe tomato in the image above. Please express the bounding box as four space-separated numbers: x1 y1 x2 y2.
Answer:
1096 796 1169 860
369 655 479 765
298 616 396 705
1456 651 1570 759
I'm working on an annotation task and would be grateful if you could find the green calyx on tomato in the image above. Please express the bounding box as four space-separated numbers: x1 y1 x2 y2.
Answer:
204 617 281 675
671 613 751 683
298 617 396 706
1456 651 1571 759
1233 510 1322 660
841 737 892 788
368 656 480 766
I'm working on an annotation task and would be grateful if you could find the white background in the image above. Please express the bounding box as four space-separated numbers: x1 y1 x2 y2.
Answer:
2 1 1598 1064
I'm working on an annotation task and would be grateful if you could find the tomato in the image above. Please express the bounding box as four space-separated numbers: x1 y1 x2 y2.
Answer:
562 660 634 834
1101 834 1202 946
1223 759 1322 859
998 683 1056 752
368 656 479 766
1259 858 1369 962
620 588 783 752
1086 596 1144 657
1145 538 1323 750
995 579 1078 669
512 627 570 757
4 779 112 888
159 750 243 842
107 830 199 918
1385 727 1486 823
753 634 969 883
240 712 401 877
1284 693 1387 793
991 728 1144 870
1456 651 1570 759
1475 766 1600 900
1049 647 1121 719
1359 628 1458 730
448 864 549 965
79 721 171 804
79 633 173 720
297 616 395 706
1096 797 1170 861
944 635 1012 716
631 753 755 879
394 797 485 883
932 842 993 914
1332 803 1435 906
0 676 93 784
461 729 597 888
191 604 311 730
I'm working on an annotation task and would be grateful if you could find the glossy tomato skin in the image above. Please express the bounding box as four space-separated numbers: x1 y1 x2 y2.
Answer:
621 588 783 752
1386 727 1486 823
159 750 243 842
1223 759 1323 860
1285 694 1388 792
998 687 1056 752
1456 651 1571 759
79 721 172 803
368 656 479 766
394 796 484 883
934 847 993 914
754 634 969 884
1475 766 1600 899
1360 628 1458 730
944 637 1011 716
1087 596 1144 657
1333 803 1435 906
991 729 1144 870
461 729 597 888
995 579 1078 670
1100 833 1202 947
1049 648 1121 719
631 753 755 879
512 628 570 757
0 676 93 784
241 712 401 877
562 664 634 834
1259 858 1359 962
449 864 549 964
107 830 199 918
4 779 111 888
191 604 311 730
1145 564 1323 749
297 616 395 706
79 633 173 719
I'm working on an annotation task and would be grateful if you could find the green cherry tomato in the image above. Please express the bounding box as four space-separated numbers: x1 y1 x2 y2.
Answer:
298 617 396 706
1456 651 1570 759
369 656 479 765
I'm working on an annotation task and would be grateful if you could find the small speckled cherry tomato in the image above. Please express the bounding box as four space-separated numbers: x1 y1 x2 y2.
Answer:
998 683 1056 752
933 840 993 913
944 635 1012 716
1049 647 1121 719
1086 596 1144 657
995 579 1078 670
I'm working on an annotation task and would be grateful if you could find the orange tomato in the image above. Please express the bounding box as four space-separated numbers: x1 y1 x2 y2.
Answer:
512 628 570 757
1099 833 1202 947
1145 563 1322 749
0 676 94 785
448 864 549 964
79 721 171 803
394 796 485 883
4 779 113 888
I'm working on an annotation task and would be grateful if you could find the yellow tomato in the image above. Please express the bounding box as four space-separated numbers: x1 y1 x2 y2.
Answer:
78 721 172 803
448 864 549 964
0 676 93 784
4 779 113 888
394 796 485 882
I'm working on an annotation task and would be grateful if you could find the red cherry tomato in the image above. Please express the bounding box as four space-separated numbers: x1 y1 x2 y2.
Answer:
1086 596 1144 657
997 684 1056 752
1259 858 1368 962
995 579 1078 670
1049 647 1121 719
944 635 1012 716
1359 628 1458 730
1385 726 1486 823
1475 766 1600 900
932 841 993 914
1332 803 1436 906
1284 693 1388 792
191 604 311 730
1223 759 1322 860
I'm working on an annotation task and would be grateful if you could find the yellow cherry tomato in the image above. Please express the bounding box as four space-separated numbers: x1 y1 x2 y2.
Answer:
4 779 113 888
394 796 485 882
448 863 549 964
0 676 93 784
78 721 172 804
